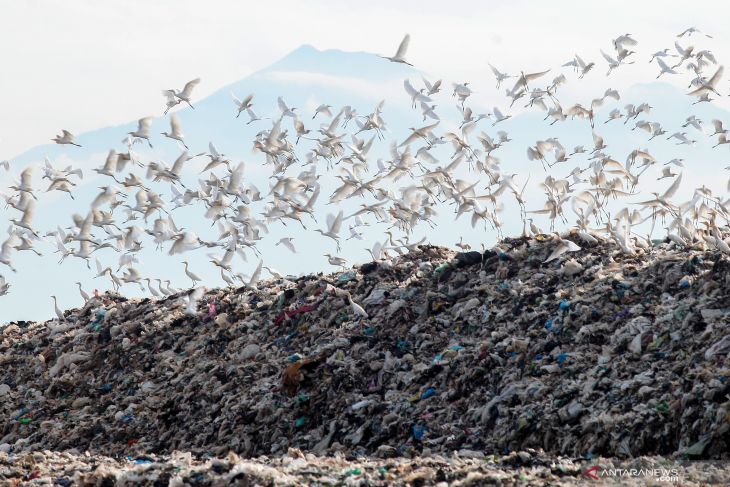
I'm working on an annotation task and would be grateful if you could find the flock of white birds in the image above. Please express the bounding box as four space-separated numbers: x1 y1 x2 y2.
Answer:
1 28 730 318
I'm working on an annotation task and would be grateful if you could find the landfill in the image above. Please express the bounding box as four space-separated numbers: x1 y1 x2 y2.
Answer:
1 234 730 483
2 449 730 486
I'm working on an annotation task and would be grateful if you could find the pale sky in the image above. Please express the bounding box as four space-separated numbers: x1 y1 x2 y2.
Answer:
2 0 729 158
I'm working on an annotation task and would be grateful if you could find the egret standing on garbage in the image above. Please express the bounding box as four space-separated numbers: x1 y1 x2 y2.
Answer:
75 282 90 303
183 261 202 287
345 292 368 319
50 295 64 321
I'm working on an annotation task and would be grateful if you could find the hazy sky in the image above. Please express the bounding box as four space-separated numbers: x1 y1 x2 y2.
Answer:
2 1 730 322
2 0 729 158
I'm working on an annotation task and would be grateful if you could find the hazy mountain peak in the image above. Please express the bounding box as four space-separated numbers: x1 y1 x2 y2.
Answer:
260 44 420 80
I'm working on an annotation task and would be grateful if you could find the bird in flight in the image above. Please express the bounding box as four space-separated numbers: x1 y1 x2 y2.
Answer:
380 34 413 66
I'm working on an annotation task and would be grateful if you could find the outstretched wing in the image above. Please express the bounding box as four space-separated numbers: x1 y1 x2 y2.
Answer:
277 96 290 113
180 78 200 98
524 69 550 82
706 65 724 87
139 117 153 131
394 34 410 59
170 113 183 136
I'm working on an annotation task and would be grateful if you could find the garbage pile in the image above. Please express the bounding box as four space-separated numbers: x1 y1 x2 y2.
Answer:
3 448 730 486
1 233 729 461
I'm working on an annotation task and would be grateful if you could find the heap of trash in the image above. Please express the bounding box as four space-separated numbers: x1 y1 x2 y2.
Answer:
3 448 730 486
1 233 729 462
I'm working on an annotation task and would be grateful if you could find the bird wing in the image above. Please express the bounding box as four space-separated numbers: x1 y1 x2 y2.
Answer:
168 214 181 233
209 141 220 158
277 96 289 113
421 77 433 91
162 89 177 101
331 210 344 234
221 248 235 266
20 167 33 187
657 58 672 71
600 50 617 64
21 199 36 225
171 151 189 175
372 241 383 260
661 172 682 200
304 183 320 210
618 35 637 47
592 131 603 147
103 150 118 172
706 65 724 87
170 113 183 136
545 243 568 262
180 78 200 97
139 117 153 131
399 131 422 147
281 238 296 253
524 69 550 82
394 34 410 59
136 189 149 207
591 97 605 110
700 51 717 64
78 211 93 238
228 162 245 190
248 260 263 287
488 63 503 77
324 109 343 134
294 118 305 134
186 286 205 311
604 88 620 100
403 79 418 97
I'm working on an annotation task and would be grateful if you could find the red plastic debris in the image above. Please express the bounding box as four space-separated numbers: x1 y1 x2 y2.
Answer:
274 302 319 325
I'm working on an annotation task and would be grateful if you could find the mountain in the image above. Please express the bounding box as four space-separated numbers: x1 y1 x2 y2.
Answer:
0 45 424 323
2 45 730 323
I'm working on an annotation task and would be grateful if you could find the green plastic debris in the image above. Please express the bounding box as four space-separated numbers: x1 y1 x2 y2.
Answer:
337 271 356 283
433 263 450 276
683 435 712 456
